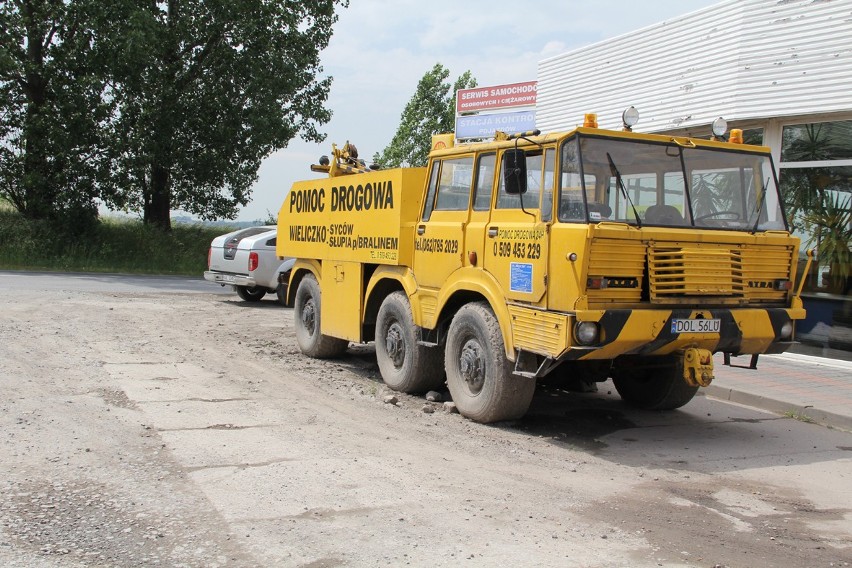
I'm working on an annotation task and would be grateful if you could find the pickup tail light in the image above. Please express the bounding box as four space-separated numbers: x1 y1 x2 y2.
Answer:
207 247 211 269
248 251 259 272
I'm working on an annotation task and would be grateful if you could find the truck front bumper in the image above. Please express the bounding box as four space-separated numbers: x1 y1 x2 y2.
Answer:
566 307 802 361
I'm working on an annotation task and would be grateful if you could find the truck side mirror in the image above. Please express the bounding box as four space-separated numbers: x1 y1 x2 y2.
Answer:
502 149 527 195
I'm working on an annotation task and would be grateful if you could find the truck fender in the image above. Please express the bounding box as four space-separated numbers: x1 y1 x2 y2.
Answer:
286 259 322 306
434 267 518 362
363 266 419 330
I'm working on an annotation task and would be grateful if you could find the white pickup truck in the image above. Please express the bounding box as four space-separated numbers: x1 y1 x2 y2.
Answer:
204 226 294 305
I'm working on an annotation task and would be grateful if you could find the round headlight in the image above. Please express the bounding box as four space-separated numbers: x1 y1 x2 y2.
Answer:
712 117 728 137
622 106 640 128
575 321 600 346
780 321 793 340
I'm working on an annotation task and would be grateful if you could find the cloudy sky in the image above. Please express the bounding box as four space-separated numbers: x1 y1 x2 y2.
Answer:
239 0 721 221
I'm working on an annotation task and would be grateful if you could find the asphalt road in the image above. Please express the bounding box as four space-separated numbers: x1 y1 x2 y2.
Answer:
0 270 230 294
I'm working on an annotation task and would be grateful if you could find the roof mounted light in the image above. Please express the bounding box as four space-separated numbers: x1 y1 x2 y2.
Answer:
583 113 598 128
622 106 640 131
711 117 728 140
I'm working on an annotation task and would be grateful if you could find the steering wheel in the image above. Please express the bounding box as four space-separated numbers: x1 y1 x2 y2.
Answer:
694 211 741 222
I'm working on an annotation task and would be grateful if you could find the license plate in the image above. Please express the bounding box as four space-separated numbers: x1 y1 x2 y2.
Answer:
671 318 720 334
220 274 237 283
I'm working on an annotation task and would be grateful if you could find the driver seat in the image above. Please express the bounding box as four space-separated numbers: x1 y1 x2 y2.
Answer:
645 204 685 225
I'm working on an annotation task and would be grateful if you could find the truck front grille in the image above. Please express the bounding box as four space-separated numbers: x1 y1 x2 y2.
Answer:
648 244 791 303
584 238 793 306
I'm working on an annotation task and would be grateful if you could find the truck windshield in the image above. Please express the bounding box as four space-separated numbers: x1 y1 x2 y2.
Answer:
558 136 788 232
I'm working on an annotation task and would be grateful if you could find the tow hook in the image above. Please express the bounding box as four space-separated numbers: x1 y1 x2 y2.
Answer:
682 348 714 387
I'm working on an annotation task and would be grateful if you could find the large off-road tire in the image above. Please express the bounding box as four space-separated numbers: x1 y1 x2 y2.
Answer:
375 292 444 393
445 302 535 423
611 356 698 410
293 274 348 359
236 285 266 302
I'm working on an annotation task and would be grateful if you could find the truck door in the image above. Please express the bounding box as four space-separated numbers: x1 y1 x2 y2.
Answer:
483 148 554 304
465 152 497 286
413 155 474 290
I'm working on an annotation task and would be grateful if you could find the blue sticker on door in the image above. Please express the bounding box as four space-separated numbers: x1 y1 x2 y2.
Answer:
510 262 533 293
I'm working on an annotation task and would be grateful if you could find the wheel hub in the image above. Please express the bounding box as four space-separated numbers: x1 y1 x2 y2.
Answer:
459 340 485 394
385 323 405 368
301 299 316 334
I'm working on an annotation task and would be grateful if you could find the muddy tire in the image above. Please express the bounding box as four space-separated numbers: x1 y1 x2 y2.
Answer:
445 302 535 423
375 292 444 393
293 274 348 359
236 285 266 302
611 356 698 410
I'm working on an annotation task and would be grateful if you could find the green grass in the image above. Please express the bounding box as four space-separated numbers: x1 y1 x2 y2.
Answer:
0 208 239 276
783 410 815 424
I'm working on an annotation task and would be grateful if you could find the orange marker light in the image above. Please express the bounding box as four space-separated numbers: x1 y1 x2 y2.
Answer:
729 129 744 144
583 113 598 128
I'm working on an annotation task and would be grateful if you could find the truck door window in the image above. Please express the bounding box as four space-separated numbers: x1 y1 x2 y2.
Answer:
421 161 441 221
473 153 496 210
435 156 474 211
542 148 555 221
559 138 596 222
497 150 542 209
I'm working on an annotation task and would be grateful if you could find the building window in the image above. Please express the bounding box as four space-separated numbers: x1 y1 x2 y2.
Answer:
779 119 852 296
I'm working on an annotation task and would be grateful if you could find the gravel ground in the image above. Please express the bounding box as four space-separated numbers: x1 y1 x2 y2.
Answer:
1 285 851 567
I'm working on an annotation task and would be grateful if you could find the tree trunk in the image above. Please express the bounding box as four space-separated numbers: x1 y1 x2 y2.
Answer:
144 163 172 231
20 1 55 220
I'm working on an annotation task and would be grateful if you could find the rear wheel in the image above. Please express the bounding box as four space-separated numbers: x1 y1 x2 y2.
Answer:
293 274 348 358
445 302 535 423
611 356 698 410
276 283 289 307
236 285 266 302
375 292 444 393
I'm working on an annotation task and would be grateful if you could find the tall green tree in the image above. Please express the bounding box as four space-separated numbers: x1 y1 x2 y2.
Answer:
0 0 114 225
374 63 476 168
103 0 347 230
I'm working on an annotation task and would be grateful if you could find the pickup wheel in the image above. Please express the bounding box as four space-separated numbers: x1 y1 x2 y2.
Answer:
611 356 698 410
376 292 444 393
275 283 289 307
236 285 266 302
294 273 348 359
445 302 535 423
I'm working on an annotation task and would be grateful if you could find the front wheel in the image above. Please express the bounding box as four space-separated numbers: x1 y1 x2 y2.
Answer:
236 285 266 302
445 302 535 423
375 292 444 393
611 356 698 410
293 273 348 358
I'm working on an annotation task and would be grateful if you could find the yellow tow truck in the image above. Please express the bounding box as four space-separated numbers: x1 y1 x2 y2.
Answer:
277 112 811 423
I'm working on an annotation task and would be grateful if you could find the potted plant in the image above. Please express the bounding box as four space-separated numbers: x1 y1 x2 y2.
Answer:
802 190 851 294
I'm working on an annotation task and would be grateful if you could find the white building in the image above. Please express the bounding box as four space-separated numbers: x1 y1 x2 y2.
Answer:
537 0 852 351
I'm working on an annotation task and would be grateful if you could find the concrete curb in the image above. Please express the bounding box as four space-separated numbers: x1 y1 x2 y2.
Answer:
705 384 852 433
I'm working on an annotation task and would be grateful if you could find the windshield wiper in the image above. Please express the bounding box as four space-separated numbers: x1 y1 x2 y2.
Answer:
749 177 769 234
606 152 642 228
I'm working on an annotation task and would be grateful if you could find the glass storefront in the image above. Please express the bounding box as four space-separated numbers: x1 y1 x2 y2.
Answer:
777 119 852 354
